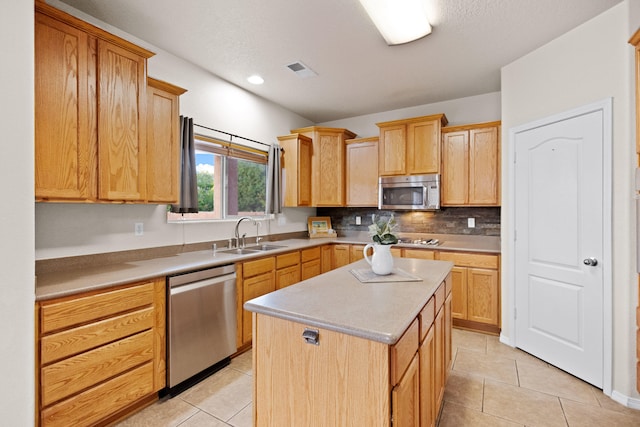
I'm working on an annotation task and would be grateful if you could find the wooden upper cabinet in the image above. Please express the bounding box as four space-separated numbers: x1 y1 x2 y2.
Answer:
278 134 312 207
441 131 469 205
441 121 501 206
35 2 156 203
97 40 149 201
35 12 96 201
146 78 187 203
290 126 356 206
345 137 379 206
376 114 448 176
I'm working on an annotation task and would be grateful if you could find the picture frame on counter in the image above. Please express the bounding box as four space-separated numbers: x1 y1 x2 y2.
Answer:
308 216 337 238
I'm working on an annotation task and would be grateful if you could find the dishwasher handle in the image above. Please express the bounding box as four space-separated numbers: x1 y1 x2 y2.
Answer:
170 273 237 296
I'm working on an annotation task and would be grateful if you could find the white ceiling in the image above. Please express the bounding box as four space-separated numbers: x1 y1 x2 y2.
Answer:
59 0 622 123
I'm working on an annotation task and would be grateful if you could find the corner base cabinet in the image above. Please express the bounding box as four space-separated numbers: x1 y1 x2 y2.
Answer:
35 278 166 427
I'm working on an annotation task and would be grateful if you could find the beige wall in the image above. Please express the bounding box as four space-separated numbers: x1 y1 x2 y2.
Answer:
0 0 35 424
319 91 501 136
501 1 637 401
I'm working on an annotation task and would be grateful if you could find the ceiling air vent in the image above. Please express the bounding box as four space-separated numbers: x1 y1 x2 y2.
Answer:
286 61 318 78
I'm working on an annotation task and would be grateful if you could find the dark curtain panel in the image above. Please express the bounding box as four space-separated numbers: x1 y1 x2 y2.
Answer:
170 116 199 213
265 143 282 214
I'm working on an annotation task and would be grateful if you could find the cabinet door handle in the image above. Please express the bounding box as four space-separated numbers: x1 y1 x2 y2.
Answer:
302 328 319 345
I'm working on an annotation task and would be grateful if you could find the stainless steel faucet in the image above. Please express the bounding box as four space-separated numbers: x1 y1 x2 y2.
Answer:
234 216 256 248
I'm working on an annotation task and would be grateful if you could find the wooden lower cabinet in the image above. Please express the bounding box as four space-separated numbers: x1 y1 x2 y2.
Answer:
392 354 420 427
301 247 321 280
437 251 500 334
36 278 165 427
240 257 276 346
275 251 300 290
252 273 452 426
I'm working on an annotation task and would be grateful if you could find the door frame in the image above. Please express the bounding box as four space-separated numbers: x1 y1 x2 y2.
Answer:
506 98 613 396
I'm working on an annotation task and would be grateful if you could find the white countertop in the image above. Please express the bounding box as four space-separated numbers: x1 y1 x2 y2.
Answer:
244 258 453 345
35 233 498 301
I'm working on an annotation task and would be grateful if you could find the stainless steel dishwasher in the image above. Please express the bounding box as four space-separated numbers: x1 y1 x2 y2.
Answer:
167 264 237 395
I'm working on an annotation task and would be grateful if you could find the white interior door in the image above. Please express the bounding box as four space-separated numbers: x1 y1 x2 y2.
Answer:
512 100 611 388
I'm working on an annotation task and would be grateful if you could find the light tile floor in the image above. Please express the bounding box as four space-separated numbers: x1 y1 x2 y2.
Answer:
116 329 640 426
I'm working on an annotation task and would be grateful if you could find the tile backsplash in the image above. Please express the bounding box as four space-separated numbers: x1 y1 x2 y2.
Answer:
316 207 501 237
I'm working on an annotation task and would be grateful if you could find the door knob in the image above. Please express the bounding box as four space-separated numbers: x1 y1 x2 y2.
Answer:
583 257 598 266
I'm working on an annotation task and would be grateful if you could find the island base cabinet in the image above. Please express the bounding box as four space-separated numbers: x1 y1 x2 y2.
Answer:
252 277 453 427
253 314 391 426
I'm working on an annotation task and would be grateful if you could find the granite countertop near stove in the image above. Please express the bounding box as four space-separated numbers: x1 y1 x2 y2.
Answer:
35 232 499 301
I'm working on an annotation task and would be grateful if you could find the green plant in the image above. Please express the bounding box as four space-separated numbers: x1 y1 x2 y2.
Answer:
368 214 398 245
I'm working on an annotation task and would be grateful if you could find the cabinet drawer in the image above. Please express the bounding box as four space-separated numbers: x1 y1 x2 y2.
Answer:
243 257 276 278
437 251 499 269
244 272 275 301
41 362 154 427
276 265 300 290
402 248 435 260
301 247 320 263
390 318 419 386
41 307 154 365
276 251 300 269
41 330 153 406
40 282 155 334
419 297 435 342
301 259 321 280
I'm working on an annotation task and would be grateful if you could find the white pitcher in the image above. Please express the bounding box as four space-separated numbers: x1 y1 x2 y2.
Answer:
363 243 394 275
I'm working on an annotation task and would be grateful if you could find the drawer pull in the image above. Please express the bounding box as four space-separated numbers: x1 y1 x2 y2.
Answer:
302 328 319 345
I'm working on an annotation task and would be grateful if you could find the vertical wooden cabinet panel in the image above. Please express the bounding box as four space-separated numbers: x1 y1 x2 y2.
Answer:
441 131 469 205
445 291 453 376
469 126 500 205
34 12 96 201
391 354 420 427
97 39 148 201
146 78 186 203
321 245 333 273
378 125 407 176
278 134 312 207
433 302 445 412
407 119 440 174
333 244 351 269
419 326 435 427
449 266 468 320
346 137 379 206
467 268 499 325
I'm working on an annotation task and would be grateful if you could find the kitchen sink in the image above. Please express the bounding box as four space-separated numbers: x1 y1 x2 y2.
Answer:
218 248 259 255
251 244 287 251
217 244 287 255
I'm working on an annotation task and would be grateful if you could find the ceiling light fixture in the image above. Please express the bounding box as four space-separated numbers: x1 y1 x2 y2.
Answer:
247 75 264 85
358 0 432 45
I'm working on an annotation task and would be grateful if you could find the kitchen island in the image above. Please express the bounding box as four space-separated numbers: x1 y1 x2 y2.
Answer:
244 257 453 427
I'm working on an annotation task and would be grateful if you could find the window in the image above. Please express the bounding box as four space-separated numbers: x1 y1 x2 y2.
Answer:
168 134 267 221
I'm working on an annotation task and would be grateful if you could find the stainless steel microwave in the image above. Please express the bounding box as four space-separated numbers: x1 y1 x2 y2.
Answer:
378 174 440 210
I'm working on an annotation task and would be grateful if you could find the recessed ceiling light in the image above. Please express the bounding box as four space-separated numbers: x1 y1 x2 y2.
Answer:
247 75 264 85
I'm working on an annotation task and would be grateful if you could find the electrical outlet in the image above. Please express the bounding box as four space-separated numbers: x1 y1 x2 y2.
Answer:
468 218 475 228
134 222 144 236
355 216 361 225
